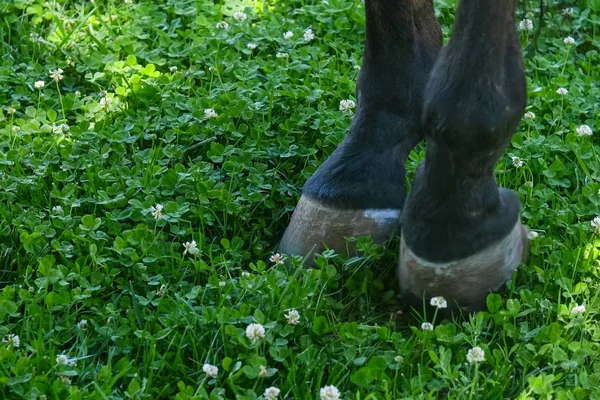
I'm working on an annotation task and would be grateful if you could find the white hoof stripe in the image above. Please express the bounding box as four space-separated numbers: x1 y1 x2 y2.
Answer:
278 195 401 266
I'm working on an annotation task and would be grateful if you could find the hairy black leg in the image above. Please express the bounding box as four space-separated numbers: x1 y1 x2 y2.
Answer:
400 0 527 309
303 0 442 209
278 0 442 263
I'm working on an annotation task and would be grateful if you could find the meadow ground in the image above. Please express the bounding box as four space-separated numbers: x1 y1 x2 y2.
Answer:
1 0 600 398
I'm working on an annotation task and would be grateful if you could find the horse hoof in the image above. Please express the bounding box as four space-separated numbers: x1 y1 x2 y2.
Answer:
398 219 528 312
278 195 400 267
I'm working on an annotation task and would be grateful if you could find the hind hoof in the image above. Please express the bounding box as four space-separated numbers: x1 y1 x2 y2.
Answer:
278 195 400 267
398 219 528 312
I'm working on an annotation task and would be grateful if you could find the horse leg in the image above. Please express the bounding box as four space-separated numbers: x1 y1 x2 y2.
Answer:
279 0 442 265
399 0 528 311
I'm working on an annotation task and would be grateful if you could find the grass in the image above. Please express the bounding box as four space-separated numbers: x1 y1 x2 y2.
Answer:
1 0 599 398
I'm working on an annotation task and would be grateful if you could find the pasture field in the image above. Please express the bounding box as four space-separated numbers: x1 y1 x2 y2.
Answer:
1 0 600 398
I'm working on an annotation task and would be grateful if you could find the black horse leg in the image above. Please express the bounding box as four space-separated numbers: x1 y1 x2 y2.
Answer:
399 0 528 311
279 0 442 265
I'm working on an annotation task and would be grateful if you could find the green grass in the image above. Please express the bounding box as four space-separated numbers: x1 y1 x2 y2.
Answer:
1 0 600 398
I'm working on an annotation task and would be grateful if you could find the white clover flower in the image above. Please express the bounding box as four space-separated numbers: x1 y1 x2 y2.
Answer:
12 126 20 133
246 323 265 343
219 281 226 287
320 385 341 400
576 125 593 137
233 11 247 21
52 205 63 214
571 304 586 315
150 204 164 220
339 99 356 112
7 107 16 114
34 80 45 89
60 123 70 133
591 217 600 234
247 42 258 50
512 156 524 168
284 309 300 325
202 363 219 378
204 108 218 119
216 21 229 30
524 111 535 119
421 322 434 331
264 386 280 400
527 230 539 240
556 87 568 96
564 36 576 45
49 68 64 82
525 181 534 188
77 319 87 330
270 253 284 265
169 66 178 72
466 346 485 364
61 376 72 386
562 7 574 15
56 354 69 365
2 334 20 348
276 52 289 59
283 31 293 39
52 124 66 134
258 365 268 377
394 355 403 363
430 296 447 309
353 65 361 70
304 28 315 41
100 96 113 111
241 271 250 278
518 19 534 31
183 240 199 256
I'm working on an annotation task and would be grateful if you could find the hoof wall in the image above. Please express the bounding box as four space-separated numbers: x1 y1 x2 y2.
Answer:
398 220 528 312
278 195 400 267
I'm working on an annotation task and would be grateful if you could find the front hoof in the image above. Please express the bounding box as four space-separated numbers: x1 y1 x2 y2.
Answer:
398 220 528 312
278 195 400 267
